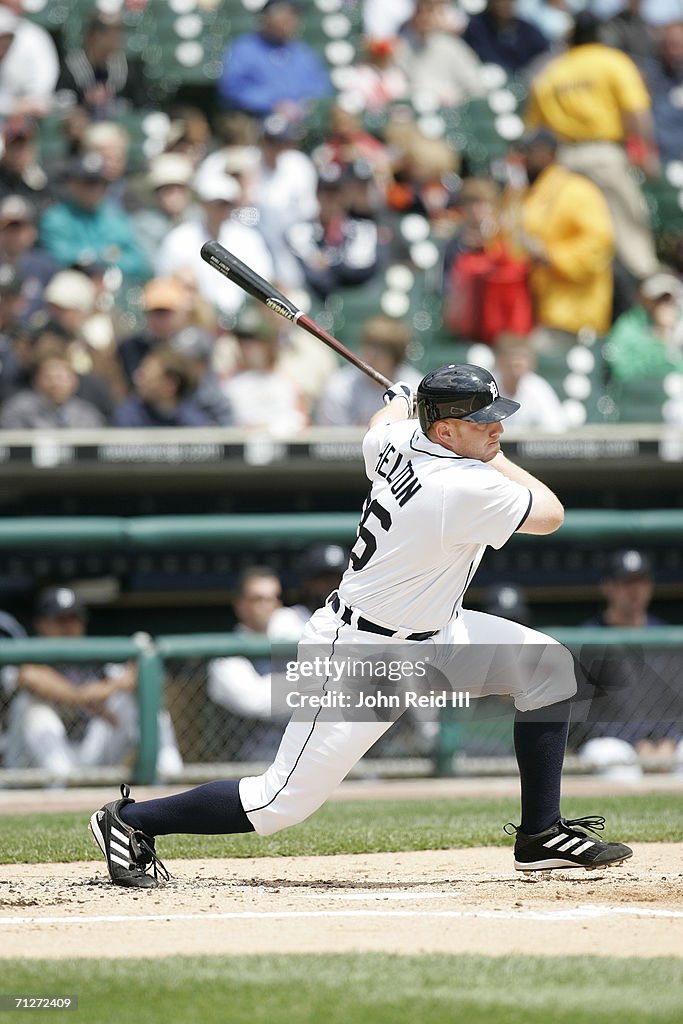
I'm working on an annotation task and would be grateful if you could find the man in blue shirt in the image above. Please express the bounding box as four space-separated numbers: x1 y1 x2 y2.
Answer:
464 0 549 76
112 347 210 428
39 153 150 280
218 0 332 118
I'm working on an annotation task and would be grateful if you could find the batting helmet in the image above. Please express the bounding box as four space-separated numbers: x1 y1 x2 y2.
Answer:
416 363 520 433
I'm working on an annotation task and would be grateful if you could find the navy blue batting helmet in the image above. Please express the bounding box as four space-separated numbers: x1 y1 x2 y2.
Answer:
416 364 519 433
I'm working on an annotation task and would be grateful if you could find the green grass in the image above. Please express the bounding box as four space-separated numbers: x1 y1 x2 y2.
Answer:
2 954 682 1024
1 794 681 865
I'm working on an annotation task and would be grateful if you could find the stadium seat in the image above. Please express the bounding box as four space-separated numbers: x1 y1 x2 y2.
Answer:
607 375 667 424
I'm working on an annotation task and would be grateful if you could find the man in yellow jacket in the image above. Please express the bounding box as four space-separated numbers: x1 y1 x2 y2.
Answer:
525 11 659 283
517 129 615 350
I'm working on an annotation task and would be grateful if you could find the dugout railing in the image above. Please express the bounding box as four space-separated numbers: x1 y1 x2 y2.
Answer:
1 628 682 788
1 509 683 548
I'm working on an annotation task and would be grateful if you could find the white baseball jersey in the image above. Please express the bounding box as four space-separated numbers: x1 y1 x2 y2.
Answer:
337 419 532 633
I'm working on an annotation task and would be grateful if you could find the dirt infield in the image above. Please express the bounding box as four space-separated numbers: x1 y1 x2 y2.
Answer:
2 844 683 961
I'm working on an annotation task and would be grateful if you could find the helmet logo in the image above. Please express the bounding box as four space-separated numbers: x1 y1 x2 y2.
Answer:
489 380 499 401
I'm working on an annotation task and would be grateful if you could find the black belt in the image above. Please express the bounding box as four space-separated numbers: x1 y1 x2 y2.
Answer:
330 595 438 642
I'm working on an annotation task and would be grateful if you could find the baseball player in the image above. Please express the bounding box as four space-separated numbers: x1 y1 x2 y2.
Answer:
90 364 632 887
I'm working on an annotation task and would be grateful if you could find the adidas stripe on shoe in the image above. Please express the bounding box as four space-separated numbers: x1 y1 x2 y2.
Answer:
89 783 170 888
505 815 633 872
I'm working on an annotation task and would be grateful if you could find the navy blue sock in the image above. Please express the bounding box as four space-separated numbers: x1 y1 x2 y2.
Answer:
119 780 255 837
514 701 570 835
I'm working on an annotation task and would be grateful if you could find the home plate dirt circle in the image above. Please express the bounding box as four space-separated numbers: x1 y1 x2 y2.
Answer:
1 844 682 960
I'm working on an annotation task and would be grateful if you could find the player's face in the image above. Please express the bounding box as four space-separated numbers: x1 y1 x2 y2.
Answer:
603 577 654 618
235 576 282 633
437 418 504 462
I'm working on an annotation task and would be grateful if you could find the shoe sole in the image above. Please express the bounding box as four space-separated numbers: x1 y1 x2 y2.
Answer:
515 853 633 872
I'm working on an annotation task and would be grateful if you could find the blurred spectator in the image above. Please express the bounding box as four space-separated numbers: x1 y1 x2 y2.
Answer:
599 0 659 64
39 153 150 279
493 332 568 431
192 142 259 204
525 11 660 283
3 584 182 781
197 114 318 289
81 121 135 210
117 276 193 385
514 129 614 349
40 269 122 414
0 344 105 428
604 272 683 384
113 347 210 428
117 276 232 426
0 2 59 120
0 260 24 394
286 164 385 300
269 543 349 640
316 314 421 426
395 0 487 107
2 322 121 419
584 550 664 629
220 303 306 435
162 107 212 169
56 11 149 119
463 0 549 76
342 37 408 113
0 195 57 321
641 22 683 164
207 566 288 761
155 170 273 318
384 119 460 227
132 154 196 267
248 115 319 288
483 582 532 625
575 550 683 776
443 177 533 344
217 0 332 119
273 315 337 418
516 0 574 44
0 115 50 209
315 104 392 181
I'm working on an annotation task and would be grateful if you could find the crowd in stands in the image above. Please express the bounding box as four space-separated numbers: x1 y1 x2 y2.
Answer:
0 0 682 432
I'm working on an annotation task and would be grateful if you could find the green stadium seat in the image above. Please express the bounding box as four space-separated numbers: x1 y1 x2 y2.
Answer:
607 375 667 424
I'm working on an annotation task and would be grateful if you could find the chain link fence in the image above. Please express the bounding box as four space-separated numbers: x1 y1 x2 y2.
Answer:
1 632 682 786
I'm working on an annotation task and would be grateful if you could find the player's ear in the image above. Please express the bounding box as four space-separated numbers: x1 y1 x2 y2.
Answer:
432 419 455 446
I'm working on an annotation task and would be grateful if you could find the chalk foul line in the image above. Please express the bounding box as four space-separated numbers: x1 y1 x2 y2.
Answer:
2 904 683 926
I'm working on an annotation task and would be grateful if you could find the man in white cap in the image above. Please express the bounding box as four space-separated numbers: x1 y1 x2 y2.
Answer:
155 170 273 318
606 271 683 386
132 153 197 267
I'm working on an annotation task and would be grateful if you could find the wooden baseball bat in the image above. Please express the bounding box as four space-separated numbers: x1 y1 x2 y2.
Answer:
200 240 393 389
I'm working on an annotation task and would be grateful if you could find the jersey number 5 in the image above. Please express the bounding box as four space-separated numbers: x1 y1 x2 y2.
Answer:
350 499 392 572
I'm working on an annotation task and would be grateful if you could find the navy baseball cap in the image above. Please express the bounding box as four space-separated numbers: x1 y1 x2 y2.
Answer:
518 128 558 152
605 550 653 582
66 153 108 182
417 364 519 431
484 583 531 625
299 544 348 577
35 586 86 619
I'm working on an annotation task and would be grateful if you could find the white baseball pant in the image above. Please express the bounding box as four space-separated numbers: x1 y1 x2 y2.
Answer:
240 604 576 835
